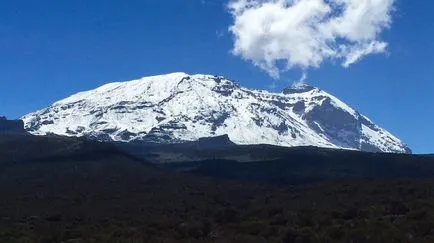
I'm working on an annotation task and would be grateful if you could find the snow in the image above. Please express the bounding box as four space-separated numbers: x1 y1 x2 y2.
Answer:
22 72 411 153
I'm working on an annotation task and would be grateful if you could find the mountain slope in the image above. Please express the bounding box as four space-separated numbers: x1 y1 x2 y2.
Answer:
0 116 28 135
2 134 434 242
22 72 410 153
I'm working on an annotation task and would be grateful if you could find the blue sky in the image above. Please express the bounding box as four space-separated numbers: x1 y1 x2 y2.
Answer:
1 0 433 153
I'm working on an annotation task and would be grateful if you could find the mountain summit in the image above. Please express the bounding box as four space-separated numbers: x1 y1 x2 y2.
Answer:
283 83 317 94
22 73 411 153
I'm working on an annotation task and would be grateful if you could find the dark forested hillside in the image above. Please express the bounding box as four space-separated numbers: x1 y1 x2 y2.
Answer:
121 142 434 184
2 135 434 242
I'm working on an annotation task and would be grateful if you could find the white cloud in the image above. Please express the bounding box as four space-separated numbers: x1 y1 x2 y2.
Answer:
294 72 308 85
228 0 394 78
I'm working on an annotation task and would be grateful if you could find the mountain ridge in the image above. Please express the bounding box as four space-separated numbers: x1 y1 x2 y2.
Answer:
22 72 411 153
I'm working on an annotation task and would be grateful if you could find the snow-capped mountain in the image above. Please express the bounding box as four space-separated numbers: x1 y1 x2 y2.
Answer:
22 72 411 153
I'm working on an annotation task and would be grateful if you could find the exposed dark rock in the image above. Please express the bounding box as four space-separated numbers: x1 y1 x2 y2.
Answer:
303 97 362 148
66 128 78 135
156 117 166 122
283 84 317 94
85 131 113 142
273 122 289 135
211 76 223 83
41 120 54 125
212 82 236 96
293 101 306 114
206 112 230 132
251 116 265 127
270 99 290 110
142 123 186 144
118 130 137 141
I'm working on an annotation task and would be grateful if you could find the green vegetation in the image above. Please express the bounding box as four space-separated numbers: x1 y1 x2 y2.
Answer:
2 135 434 242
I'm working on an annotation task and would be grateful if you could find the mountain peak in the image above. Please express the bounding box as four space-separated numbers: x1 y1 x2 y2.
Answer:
22 72 411 153
283 83 318 94
154 72 189 77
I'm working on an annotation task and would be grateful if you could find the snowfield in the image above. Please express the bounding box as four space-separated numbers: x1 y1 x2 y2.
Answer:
22 72 411 153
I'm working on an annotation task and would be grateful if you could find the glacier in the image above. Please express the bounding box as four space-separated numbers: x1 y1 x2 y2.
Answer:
22 72 411 153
